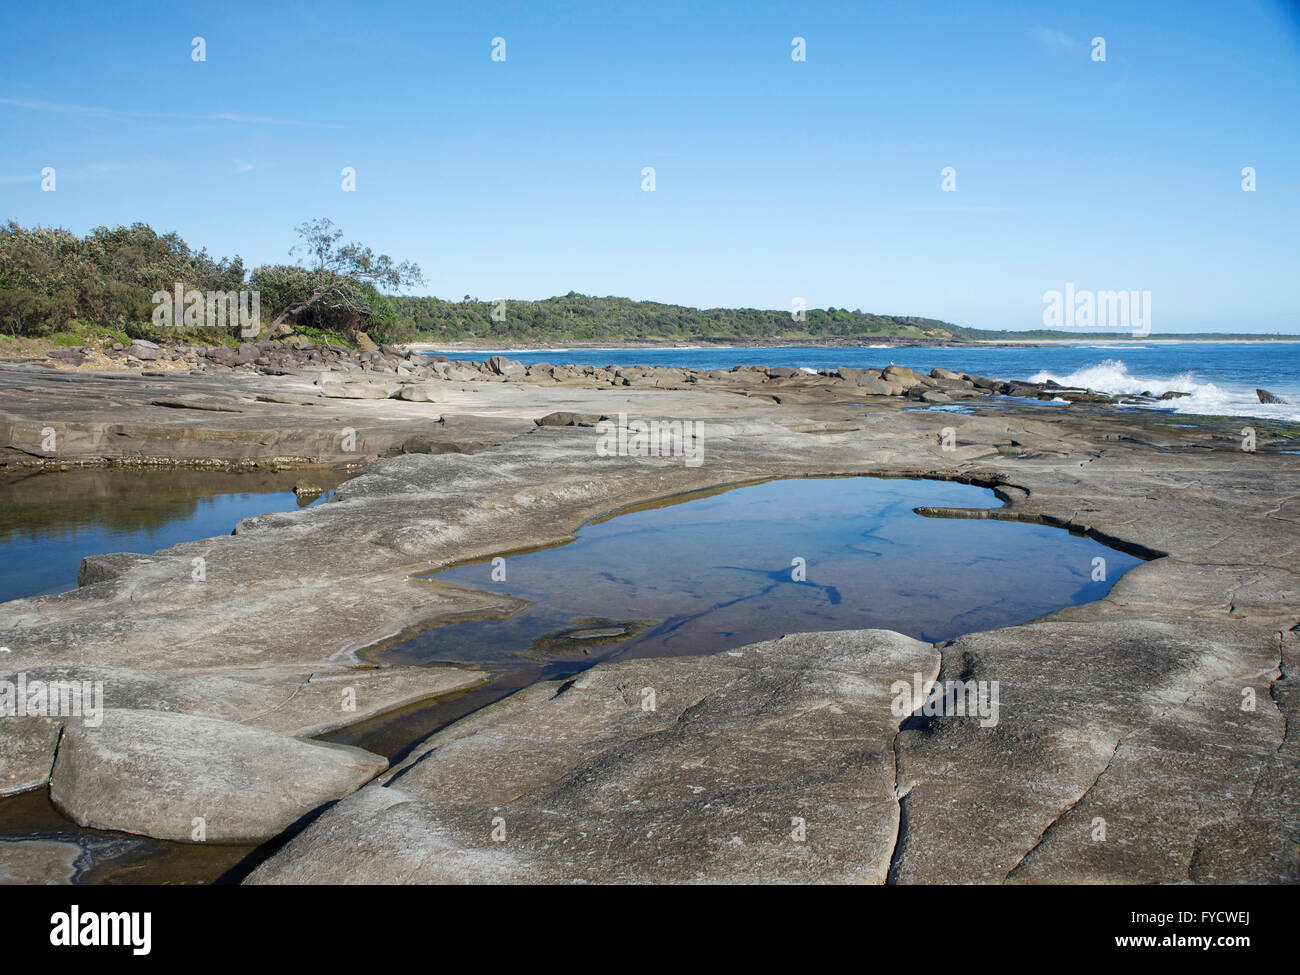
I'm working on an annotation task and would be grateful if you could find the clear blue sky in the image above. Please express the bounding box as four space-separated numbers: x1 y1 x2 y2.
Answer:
2 0 1298 332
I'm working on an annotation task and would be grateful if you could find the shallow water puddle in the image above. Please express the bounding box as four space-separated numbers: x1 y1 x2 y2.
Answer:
0 467 347 603
0 466 352 884
383 476 1144 669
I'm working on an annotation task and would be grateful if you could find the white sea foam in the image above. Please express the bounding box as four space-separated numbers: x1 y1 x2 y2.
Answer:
1029 359 1300 422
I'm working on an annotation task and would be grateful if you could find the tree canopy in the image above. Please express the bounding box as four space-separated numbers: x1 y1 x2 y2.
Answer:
0 219 422 344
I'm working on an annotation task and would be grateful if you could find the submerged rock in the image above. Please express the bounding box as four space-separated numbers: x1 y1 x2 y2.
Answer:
567 626 627 640
0 840 82 884
530 618 651 655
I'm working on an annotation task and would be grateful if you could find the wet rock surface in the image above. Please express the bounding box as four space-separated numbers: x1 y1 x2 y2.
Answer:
0 839 82 884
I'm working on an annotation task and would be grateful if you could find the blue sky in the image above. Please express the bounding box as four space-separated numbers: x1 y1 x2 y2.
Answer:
2 0 1298 332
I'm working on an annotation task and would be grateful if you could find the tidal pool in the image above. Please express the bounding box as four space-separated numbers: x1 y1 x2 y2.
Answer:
1 473 1145 885
0 466 349 885
383 476 1144 670
0 467 346 604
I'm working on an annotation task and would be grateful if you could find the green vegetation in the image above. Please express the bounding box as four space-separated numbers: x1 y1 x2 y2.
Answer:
394 292 959 344
0 221 246 341
0 218 962 347
0 219 421 347
256 218 422 337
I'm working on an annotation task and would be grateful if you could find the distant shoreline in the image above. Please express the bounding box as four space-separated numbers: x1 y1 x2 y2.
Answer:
408 336 1300 352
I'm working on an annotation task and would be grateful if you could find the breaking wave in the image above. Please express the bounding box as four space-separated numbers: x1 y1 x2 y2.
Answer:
1028 359 1299 422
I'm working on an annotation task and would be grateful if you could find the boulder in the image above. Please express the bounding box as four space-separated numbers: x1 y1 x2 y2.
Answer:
127 340 160 361
397 384 440 402
434 362 481 382
858 375 908 396
534 411 604 427
883 364 919 382
1006 382 1044 398
964 374 1007 394
918 389 953 404
232 343 259 365
486 356 526 378
1257 389 1288 405
837 368 907 395
50 709 387 842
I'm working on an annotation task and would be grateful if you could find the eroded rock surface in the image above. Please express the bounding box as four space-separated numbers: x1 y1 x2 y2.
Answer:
249 630 937 883
50 709 387 842
0 353 1296 882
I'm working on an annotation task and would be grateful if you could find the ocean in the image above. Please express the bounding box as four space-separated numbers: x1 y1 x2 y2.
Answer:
422 342 1300 423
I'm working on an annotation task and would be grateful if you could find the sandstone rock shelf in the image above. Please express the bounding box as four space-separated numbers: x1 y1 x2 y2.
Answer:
0 351 1296 883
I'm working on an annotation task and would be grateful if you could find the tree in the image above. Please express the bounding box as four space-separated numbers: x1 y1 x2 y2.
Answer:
0 222 80 336
268 218 423 330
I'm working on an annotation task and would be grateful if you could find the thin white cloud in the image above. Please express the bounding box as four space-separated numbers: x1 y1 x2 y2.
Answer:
1028 27 1084 53
0 97 342 128
233 159 257 173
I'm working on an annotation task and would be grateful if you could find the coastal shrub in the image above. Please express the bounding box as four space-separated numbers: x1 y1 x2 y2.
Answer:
0 221 246 338
0 219 421 344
